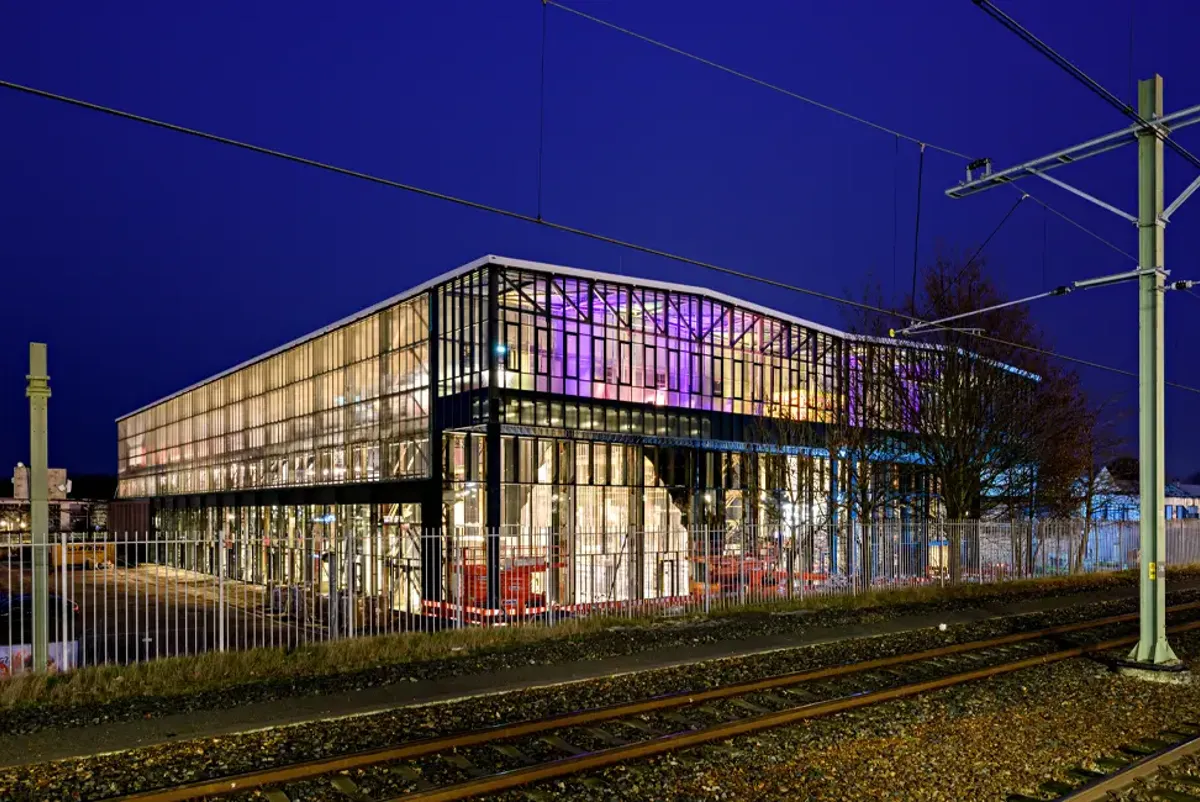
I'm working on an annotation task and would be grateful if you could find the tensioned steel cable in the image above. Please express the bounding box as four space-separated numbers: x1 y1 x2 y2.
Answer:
536 0 549 221
892 135 900 306
949 193 1028 287
3 77 1199 395
1018 187 1137 263
910 143 927 316
548 2 1141 266
974 0 1200 172
549 0 972 159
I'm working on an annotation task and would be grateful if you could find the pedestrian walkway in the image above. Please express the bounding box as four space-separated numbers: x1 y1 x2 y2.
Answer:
4 579 1192 768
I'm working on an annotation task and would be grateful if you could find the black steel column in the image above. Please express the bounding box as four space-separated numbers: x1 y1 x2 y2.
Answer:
828 455 839 575
421 289 444 603
486 264 502 611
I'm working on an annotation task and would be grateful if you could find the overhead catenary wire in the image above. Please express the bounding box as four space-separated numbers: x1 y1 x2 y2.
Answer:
3 77 1198 395
536 0 549 221
548 0 973 160
547 2 1139 268
902 287 1073 335
1017 186 1137 263
973 0 1200 172
892 135 900 305
910 143 927 317
949 192 1027 289
902 266 1155 336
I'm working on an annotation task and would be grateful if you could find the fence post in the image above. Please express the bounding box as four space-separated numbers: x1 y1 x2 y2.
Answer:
703 526 710 615
217 530 226 652
327 531 338 640
345 523 355 640
939 521 945 589
456 529 464 630
60 530 69 668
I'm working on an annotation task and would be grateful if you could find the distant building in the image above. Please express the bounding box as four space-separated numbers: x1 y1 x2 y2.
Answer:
1 465 112 534
1087 467 1200 521
12 464 69 501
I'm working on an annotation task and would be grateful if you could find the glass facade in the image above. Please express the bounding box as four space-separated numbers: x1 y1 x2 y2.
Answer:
117 256 989 614
494 266 845 422
154 503 425 612
116 258 949 530
436 268 489 397
115 260 957 527
117 294 430 498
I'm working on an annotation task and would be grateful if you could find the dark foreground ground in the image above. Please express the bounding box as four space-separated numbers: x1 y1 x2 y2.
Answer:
4 577 1199 801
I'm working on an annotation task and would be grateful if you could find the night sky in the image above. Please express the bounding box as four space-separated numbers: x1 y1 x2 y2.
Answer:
3 1 1199 479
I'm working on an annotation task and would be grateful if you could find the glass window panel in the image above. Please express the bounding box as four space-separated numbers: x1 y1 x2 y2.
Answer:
575 440 591 484
611 444 625 485
594 443 608 486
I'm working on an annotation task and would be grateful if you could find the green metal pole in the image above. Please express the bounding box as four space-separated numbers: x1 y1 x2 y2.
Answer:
1130 75 1178 665
26 343 51 673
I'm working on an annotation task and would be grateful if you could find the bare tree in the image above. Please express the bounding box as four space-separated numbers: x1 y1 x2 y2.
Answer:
837 256 1108 583
883 253 1051 581
1066 399 1127 571
832 278 933 586
825 340 904 587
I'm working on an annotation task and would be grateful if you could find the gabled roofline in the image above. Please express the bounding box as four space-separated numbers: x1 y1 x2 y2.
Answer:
491 255 851 341
116 255 490 421
116 254 1032 422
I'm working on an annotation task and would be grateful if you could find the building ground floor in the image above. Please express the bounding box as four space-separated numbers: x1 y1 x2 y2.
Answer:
141 425 942 620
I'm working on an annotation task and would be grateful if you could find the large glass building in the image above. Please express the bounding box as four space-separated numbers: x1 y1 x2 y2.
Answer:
115 255 952 614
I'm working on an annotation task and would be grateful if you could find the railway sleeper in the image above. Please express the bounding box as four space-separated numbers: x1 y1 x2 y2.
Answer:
442 753 488 778
540 735 586 756
1038 779 1077 795
619 718 660 736
491 744 536 766
329 775 374 801
583 726 630 747
387 765 434 791
1153 790 1200 802
728 697 772 715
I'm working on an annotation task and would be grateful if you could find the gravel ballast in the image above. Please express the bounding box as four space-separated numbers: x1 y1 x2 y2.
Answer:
0 574 1176 736
495 632 1200 802
5 589 1200 802
1110 747 1200 801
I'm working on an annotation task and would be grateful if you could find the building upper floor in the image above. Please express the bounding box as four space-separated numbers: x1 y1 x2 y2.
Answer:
116 255 1029 499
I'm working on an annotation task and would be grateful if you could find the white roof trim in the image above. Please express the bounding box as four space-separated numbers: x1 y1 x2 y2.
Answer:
492 255 851 341
116 255 490 420
116 254 1011 421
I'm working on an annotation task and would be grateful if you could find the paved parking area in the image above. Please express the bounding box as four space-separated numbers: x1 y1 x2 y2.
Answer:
1 564 323 666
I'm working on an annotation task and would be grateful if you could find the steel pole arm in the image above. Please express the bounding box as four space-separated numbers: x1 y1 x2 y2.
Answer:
894 268 1160 336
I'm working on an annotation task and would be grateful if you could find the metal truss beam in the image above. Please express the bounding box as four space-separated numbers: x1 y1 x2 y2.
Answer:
947 102 1200 199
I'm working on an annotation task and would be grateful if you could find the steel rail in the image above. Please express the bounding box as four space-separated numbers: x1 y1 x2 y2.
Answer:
102 603 1200 802
394 618 1200 802
1053 728 1200 801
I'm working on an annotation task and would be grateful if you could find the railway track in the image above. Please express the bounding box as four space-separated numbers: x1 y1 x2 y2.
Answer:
106 604 1200 802
1009 720 1200 801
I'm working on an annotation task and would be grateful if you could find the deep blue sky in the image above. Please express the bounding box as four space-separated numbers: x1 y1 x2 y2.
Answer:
3 1 1200 478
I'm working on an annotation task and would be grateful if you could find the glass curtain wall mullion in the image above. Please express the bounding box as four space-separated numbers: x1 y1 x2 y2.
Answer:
118 293 432 498
437 268 487 399
471 264 943 433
